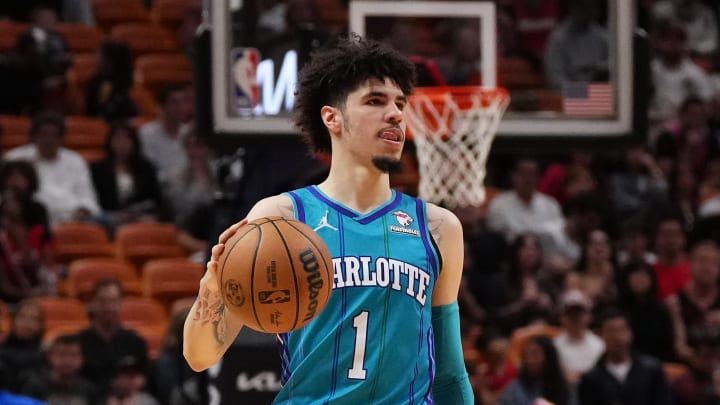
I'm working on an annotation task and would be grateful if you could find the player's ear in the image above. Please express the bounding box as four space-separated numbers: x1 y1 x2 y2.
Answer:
321 106 341 134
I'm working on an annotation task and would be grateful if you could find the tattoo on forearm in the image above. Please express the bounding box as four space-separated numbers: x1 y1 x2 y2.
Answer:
193 289 228 345
214 304 227 344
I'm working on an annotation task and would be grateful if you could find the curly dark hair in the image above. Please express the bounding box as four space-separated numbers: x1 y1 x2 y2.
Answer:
294 34 416 153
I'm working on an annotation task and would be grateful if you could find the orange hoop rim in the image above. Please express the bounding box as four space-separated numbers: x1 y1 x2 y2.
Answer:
408 86 510 108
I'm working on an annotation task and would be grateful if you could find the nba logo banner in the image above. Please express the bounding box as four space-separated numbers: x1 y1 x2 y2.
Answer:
562 82 614 116
231 47 261 116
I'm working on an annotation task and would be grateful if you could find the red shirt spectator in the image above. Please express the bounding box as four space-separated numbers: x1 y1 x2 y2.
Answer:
655 258 692 301
512 0 560 58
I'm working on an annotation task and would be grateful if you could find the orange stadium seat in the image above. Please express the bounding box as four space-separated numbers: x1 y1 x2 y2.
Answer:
130 86 160 119
663 362 690 384
170 296 196 316
92 0 150 30
42 324 90 343
0 115 31 150
152 0 198 31
67 258 141 299
110 23 177 55
0 301 11 341
55 23 103 53
120 296 168 331
134 53 193 93
0 20 29 52
67 53 100 93
507 323 561 365
115 223 186 268
37 297 89 334
65 116 109 150
54 222 115 264
142 258 203 304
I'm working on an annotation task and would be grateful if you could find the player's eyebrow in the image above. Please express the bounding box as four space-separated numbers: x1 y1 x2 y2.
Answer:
363 91 407 103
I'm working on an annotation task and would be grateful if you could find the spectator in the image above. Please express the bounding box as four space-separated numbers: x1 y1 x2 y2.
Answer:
510 0 560 66
538 151 598 208
437 22 482 85
672 326 720 405
14 5 72 113
85 42 138 123
0 160 51 232
165 132 216 227
578 309 674 405
21 334 100 405
652 0 718 56
617 216 657 266
653 215 692 301
5 111 100 225
616 260 676 361
667 240 720 361
648 20 714 131
61 0 96 25
553 289 605 385
0 358 46 405
566 229 619 311
545 192 605 278
90 123 162 230
78 279 148 394
543 0 609 90
153 308 206 405
494 233 555 333
0 299 45 388
655 96 719 180
666 161 701 232
139 85 192 185
471 329 517 405
608 145 668 220
499 335 572 405
487 157 565 252
0 186 56 301
104 356 158 405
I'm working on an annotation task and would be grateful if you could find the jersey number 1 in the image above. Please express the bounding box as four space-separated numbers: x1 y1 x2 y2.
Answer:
348 311 368 379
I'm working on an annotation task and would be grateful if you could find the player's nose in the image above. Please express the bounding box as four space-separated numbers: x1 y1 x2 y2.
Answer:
386 104 403 124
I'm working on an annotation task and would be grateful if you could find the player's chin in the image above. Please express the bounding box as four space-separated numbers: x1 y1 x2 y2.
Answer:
372 156 404 174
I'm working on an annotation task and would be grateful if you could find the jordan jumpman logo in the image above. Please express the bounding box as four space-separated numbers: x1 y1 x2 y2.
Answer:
314 210 338 231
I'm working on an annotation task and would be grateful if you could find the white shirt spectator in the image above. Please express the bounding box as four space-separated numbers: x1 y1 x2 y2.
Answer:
649 58 714 125
486 191 566 250
653 0 718 55
139 121 190 184
5 145 100 224
554 331 605 375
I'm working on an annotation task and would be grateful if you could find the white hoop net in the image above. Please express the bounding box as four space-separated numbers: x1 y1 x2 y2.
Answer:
406 87 510 209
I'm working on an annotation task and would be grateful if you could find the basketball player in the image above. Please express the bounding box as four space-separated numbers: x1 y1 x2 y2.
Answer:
184 35 473 404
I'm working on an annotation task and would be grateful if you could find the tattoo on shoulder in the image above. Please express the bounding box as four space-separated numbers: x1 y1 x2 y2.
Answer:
429 218 444 244
277 198 295 219
192 289 228 345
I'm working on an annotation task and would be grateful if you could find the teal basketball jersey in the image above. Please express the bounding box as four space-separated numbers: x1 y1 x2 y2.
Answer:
274 186 441 405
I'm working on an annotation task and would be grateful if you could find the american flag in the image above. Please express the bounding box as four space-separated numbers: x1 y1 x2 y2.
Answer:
562 82 614 116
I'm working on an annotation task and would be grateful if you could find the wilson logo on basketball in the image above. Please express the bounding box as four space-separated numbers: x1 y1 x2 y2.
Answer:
258 290 291 304
299 248 324 321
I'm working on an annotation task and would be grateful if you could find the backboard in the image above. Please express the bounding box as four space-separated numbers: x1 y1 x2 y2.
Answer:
209 0 641 144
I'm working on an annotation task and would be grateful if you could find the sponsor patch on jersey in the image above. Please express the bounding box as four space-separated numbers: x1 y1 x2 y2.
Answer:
393 211 414 226
390 211 420 236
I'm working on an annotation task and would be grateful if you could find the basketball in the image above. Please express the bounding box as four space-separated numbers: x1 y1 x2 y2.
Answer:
217 216 333 333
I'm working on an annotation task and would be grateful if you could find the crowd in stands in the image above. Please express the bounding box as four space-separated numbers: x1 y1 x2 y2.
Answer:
1 0 720 405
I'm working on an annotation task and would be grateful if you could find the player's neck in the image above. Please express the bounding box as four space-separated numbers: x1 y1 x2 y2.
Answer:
319 163 393 214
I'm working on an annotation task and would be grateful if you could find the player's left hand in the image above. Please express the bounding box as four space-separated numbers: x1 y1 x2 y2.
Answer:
211 219 249 261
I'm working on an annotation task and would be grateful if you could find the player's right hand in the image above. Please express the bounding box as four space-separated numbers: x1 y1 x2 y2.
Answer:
201 219 249 293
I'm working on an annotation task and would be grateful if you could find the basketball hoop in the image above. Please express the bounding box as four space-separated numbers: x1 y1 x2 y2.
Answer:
406 86 509 209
